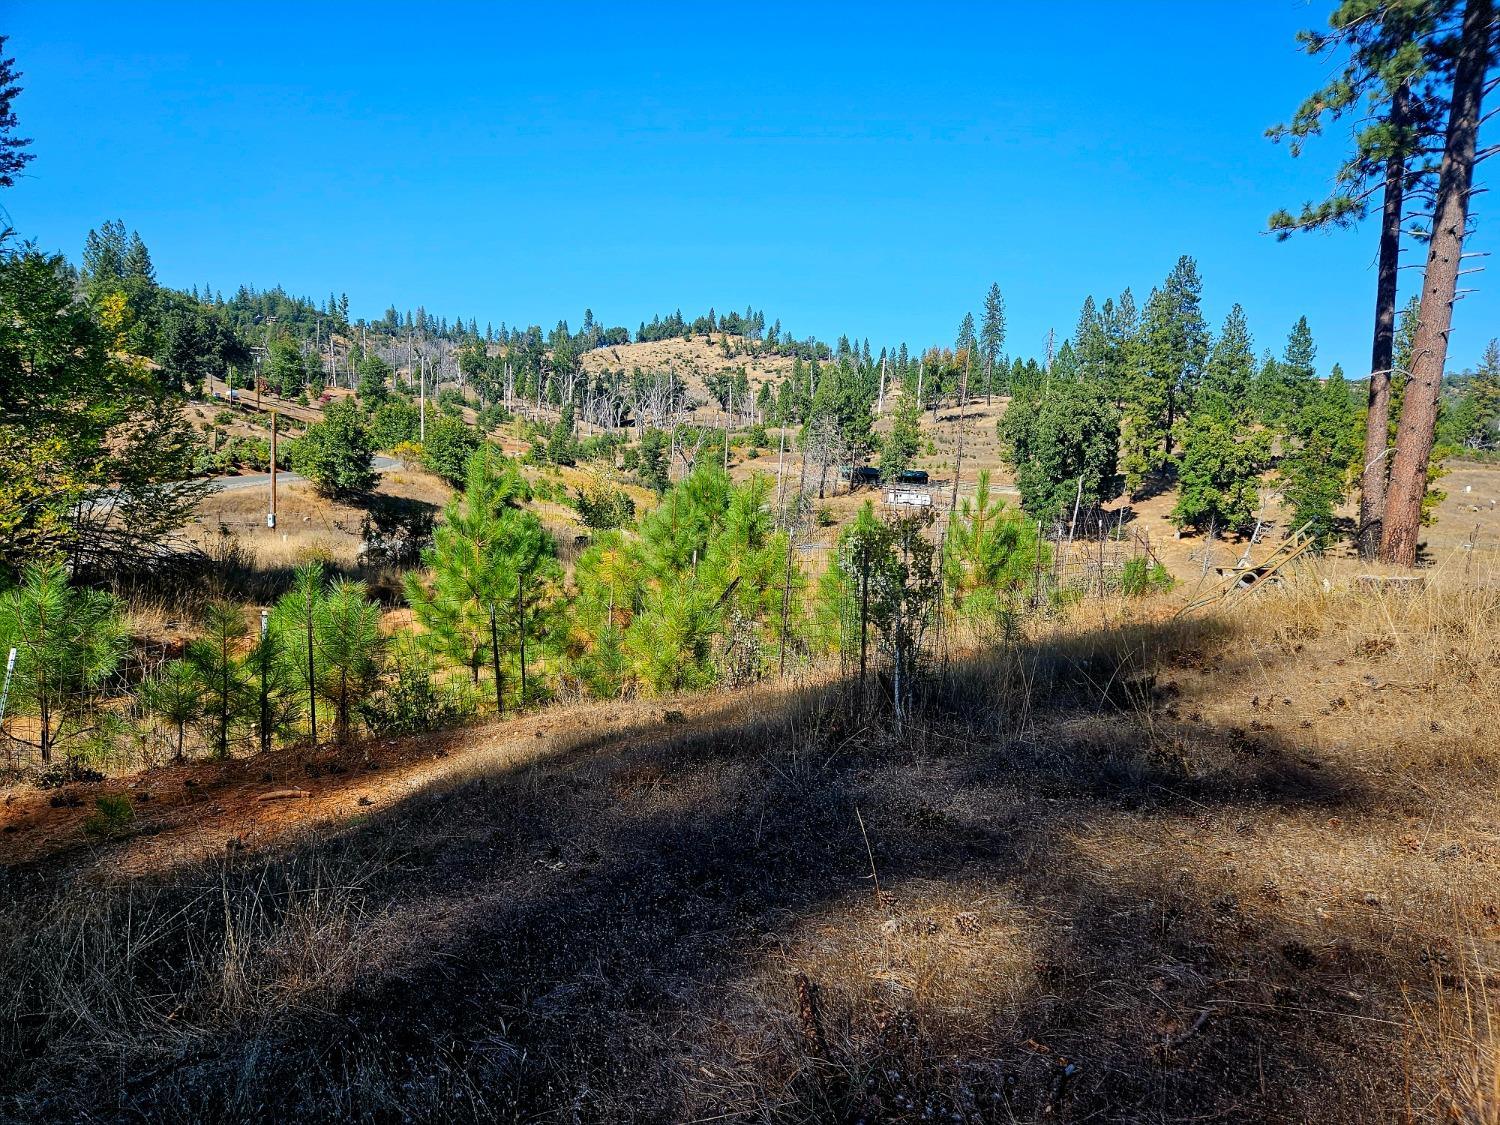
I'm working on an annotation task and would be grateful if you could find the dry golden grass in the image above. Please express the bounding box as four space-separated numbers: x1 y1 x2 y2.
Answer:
4 558 1499 1120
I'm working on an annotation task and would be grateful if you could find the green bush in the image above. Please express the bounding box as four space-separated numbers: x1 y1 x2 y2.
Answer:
358 645 476 735
82 794 135 839
291 399 377 498
1120 557 1175 597
420 417 482 485
370 401 421 451
574 482 636 530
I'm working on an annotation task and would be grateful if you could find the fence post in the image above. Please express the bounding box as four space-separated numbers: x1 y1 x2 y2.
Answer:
0 646 16 727
859 542 870 688
259 610 270 755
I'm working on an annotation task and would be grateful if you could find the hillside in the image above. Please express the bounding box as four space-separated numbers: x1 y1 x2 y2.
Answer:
579 331 802 408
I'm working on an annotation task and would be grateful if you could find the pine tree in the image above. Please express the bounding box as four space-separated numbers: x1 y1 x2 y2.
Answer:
138 659 204 763
0 562 126 766
0 37 34 189
1269 1 1451 559
271 563 326 746
1282 365 1362 548
979 283 1006 403
1172 304 1271 535
1383 0 1494 564
185 602 259 760
880 382 923 481
122 232 154 282
1121 257 1209 494
405 449 524 695
944 469 1044 617
316 579 385 743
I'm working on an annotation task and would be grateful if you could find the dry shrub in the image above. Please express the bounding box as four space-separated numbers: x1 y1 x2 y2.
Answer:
0 840 378 1114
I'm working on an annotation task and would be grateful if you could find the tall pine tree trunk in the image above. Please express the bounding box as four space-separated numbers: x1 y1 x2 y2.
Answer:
1381 0 1492 566
1359 84 1410 561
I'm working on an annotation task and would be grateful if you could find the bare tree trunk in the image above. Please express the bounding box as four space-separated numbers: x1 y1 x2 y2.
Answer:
1360 83 1410 560
1381 0 1492 566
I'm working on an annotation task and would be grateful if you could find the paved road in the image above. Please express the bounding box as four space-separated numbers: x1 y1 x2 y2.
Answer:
206 454 402 493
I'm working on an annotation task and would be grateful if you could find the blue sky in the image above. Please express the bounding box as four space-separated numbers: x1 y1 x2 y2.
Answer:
5 1 1496 373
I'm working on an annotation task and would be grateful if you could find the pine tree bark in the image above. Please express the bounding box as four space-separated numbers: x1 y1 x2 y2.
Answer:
1359 83 1410 561
1381 0 1492 566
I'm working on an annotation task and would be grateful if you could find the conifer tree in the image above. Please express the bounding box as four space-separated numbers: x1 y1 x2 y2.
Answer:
316 579 385 743
271 563 324 744
1121 257 1209 494
1172 305 1272 535
1172 415 1272 537
405 448 530 711
502 510 561 704
880 382 923 481
1269 1 1451 558
185 602 259 759
1255 317 1319 432
944 469 1044 617
1282 365 1362 548
138 659 204 764
122 232 154 282
0 37 34 190
999 378 1121 524
1383 0 1495 564
0 561 126 766
979 283 1006 403
1074 296 1108 381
